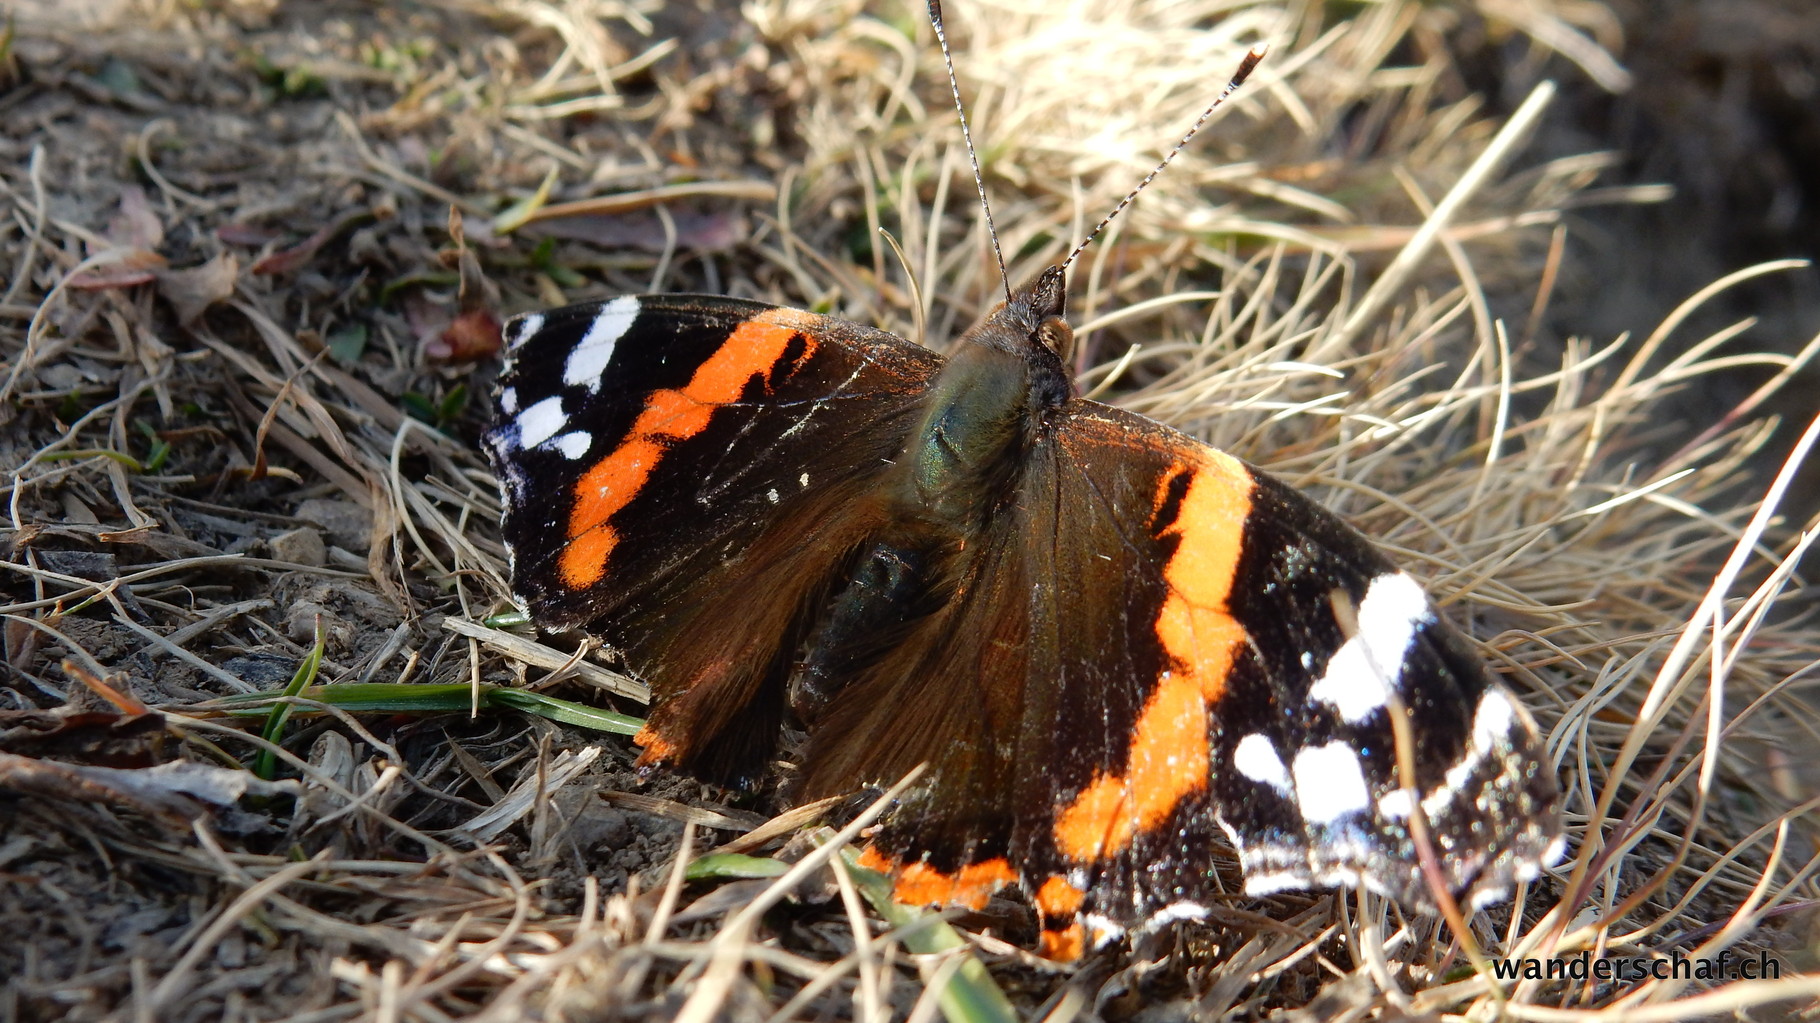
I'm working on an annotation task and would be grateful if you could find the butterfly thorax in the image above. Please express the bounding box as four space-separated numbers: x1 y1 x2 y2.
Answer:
892 267 1075 535
791 269 1076 724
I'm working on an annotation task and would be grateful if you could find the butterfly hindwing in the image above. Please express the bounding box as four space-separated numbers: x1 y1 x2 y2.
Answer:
1213 467 1560 908
797 394 1556 953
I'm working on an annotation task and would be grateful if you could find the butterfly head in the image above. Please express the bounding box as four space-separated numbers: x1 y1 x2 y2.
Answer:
972 265 1073 370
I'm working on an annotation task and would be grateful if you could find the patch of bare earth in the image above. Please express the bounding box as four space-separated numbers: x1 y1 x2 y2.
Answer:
1 1 1816 1020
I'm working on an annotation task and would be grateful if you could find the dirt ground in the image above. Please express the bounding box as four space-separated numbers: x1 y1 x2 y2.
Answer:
2 0 1817 1020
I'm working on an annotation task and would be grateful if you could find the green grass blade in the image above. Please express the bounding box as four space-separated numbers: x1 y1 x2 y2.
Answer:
253 622 326 779
217 682 481 715
219 683 644 736
491 165 558 235
685 853 792 882
483 608 531 628
485 687 643 735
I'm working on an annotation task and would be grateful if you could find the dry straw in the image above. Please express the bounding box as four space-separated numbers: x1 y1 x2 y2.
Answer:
1 0 1814 1020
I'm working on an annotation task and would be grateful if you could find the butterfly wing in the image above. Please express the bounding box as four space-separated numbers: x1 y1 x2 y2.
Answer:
484 295 942 782
803 398 1560 954
1032 404 1560 941
486 288 1561 954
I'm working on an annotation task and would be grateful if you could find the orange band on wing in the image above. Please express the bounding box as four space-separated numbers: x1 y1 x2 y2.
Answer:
1054 451 1252 861
559 308 822 589
1035 874 1086 918
632 724 679 765
1040 921 1086 961
857 846 1016 911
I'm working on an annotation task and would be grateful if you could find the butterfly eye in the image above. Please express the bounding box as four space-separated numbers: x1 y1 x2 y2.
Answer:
1037 319 1075 364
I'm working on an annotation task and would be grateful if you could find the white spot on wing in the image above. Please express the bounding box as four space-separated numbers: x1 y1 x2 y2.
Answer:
506 312 545 351
799 471 809 488
1082 914 1126 948
1307 571 1433 723
1240 871 1307 896
1424 754 1479 819
1423 771 1470 819
563 296 640 392
499 386 518 414
1469 884 1511 911
766 488 779 503
495 462 530 503
1144 902 1209 928
1376 788 1414 819
551 431 592 460
1233 733 1293 796
1291 741 1372 823
1314 865 1365 890
1472 688 1516 752
515 396 566 449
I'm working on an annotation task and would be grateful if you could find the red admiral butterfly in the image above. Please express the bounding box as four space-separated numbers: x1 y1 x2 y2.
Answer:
483 13 1561 961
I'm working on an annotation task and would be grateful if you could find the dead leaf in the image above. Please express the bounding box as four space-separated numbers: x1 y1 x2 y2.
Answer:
425 307 502 363
66 249 168 290
155 251 240 325
250 208 374 275
490 165 558 235
62 658 151 715
4 618 41 672
0 708 165 765
446 205 500 312
215 222 285 246
516 180 774 224
106 184 164 251
670 880 778 925
0 753 297 820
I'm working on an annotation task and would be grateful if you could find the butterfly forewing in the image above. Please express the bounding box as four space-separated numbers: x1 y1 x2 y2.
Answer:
484 295 943 782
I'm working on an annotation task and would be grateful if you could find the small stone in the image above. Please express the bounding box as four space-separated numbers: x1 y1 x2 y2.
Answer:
269 527 325 567
566 804 633 855
284 601 338 645
222 653 299 688
295 498 373 553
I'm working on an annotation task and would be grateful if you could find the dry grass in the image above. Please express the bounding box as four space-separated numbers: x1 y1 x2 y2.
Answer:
2 0 1817 1020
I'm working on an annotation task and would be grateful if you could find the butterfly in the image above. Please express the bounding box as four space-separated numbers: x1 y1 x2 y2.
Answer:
482 23 1561 961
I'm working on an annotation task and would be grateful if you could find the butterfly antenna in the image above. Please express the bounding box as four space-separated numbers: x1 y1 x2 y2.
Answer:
928 0 1013 305
1059 43 1268 275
